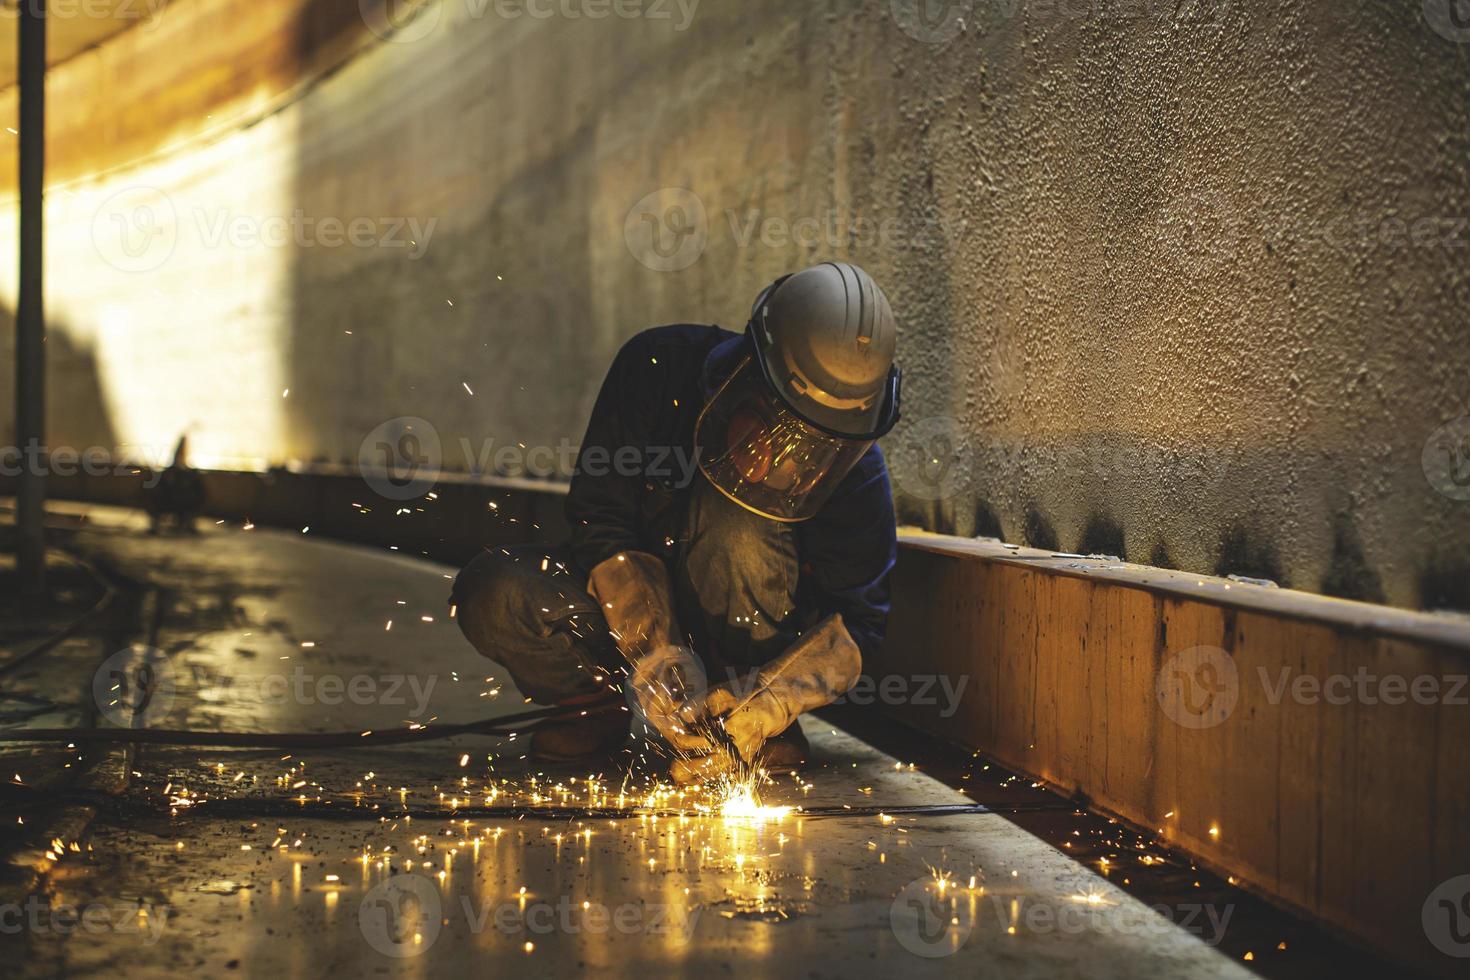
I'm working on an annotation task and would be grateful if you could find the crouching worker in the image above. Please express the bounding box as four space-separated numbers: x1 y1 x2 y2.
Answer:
452 262 901 783
146 435 205 535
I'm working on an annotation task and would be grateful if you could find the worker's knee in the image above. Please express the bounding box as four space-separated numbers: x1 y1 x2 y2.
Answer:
451 547 605 655
452 549 538 646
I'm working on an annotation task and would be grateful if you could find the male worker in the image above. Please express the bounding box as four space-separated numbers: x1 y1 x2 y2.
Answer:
452 262 901 781
146 434 206 535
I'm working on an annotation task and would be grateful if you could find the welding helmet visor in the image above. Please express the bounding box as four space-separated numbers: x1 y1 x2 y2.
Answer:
696 356 876 522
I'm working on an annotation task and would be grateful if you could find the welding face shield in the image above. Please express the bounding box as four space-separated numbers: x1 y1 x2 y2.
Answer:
696 356 878 521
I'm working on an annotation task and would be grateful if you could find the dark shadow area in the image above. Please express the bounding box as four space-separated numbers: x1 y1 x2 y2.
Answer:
1418 548 1470 612
1022 505 1059 551
1215 523 1286 587
972 498 1005 540
1320 511 1385 604
1077 513 1125 558
1149 539 1177 569
0 303 118 462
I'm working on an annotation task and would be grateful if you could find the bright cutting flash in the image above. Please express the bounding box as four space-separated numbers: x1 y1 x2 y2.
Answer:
717 784 792 822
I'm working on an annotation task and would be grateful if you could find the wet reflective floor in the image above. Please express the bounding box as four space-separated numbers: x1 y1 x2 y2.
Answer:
2 507 1257 979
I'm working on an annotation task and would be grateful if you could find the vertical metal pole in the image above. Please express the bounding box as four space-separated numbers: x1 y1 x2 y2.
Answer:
16 0 46 595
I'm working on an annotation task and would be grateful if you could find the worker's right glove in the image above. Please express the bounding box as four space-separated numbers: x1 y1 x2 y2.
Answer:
704 613 861 762
587 552 711 754
670 614 861 784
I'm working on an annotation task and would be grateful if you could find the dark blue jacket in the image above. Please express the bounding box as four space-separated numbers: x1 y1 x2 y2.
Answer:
566 324 896 664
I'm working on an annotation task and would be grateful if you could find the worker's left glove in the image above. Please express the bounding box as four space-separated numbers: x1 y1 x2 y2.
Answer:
587 551 711 754
698 613 862 765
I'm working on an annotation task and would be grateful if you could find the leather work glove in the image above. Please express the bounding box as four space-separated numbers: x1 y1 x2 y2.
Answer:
587 552 710 753
692 613 862 769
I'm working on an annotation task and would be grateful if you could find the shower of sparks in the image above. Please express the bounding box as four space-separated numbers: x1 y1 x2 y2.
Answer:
715 783 792 822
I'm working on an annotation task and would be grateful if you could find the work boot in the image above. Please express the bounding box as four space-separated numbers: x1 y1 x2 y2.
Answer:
757 722 809 772
529 707 629 763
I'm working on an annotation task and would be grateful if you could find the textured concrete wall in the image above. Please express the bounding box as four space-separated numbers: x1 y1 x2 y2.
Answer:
1 0 1467 609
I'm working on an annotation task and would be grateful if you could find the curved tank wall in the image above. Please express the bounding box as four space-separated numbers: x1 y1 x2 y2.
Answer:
0 0 1466 609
